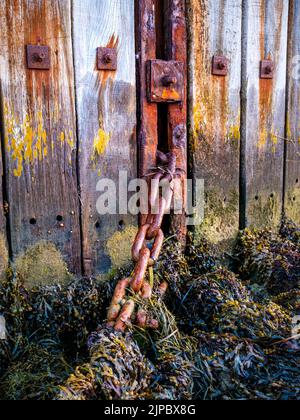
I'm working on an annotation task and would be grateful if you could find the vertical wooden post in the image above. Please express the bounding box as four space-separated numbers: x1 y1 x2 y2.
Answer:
284 0 300 224
73 0 137 275
187 0 242 251
166 0 188 240
241 0 289 229
0 0 82 273
135 0 158 180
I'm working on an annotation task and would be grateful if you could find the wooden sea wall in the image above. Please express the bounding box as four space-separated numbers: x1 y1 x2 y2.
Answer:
188 0 300 252
0 0 299 278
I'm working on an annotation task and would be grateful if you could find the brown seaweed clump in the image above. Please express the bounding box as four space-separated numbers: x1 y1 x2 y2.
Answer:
183 269 250 327
280 218 300 246
0 342 71 400
57 327 154 401
194 332 266 400
273 290 300 317
0 341 10 378
26 278 112 350
132 293 199 400
194 332 300 400
237 228 300 295
212 300 291 342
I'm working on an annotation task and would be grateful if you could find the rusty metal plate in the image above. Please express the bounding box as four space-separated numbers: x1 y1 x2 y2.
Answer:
97 47 117 71
212 56 228 76
147 60 184 103
260 60 274 79
26 45 51 70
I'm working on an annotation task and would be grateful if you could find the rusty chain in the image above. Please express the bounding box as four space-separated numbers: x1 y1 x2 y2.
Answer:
107 150 179 332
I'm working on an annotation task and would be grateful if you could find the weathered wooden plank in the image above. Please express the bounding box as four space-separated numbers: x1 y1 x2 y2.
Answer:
136 0 158 228
0 128 9 276
167 0 188 240
285 0 300 224
241 0 289 229
188 0 242 250
72 0 137 275
0 0 81 273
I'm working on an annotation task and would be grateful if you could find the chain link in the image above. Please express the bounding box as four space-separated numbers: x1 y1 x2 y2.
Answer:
107 150 178 331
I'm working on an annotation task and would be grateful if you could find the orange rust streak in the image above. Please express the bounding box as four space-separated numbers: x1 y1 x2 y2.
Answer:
259 78 274 141
97 34 119 89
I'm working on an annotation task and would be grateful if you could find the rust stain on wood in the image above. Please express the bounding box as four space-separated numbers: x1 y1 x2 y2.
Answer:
96 35 119 89
189 0 241 251
0 0 82 273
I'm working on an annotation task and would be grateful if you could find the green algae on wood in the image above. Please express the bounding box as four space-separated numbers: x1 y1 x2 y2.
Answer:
14 242 72 289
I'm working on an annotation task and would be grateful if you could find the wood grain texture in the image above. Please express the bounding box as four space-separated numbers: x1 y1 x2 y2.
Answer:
167 0 188 240
285 0 300 224
188 0 242 250
0 0 81 272
0 131 7 234
241 0 289 229
72 0 137 275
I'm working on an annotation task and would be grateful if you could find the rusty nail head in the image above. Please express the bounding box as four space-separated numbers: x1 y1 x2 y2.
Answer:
26 45 50 70
212 56 228 76
147 60 184 103
260 60 274 79
97 47 117 71
162 75 177 87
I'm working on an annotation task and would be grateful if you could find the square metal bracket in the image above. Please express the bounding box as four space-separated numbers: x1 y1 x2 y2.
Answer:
147 59 184 103
260 60 274 79
26 45 51 70
212 56 228 76
97 47 117 71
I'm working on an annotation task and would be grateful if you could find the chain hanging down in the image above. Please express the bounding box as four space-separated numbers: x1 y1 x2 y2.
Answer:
107 150 180 332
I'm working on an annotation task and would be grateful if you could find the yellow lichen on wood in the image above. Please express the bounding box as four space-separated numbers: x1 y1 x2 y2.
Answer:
0 234 9 281
3 101 75 177
228 124 241 141
258 128 268 149
92 128 111 161
106 226 138 268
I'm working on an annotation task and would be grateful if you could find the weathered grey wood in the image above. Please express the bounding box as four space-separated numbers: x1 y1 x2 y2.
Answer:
0 0 82 273
188 0 242 250
241 0 289 229
0 132 7 234
72 0 137 275
0 129 9 276
285 0 300 224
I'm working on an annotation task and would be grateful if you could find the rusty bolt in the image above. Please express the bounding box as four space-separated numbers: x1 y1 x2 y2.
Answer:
33 52 46 62
265 65 273 75
175 128 184 139
162 75 177 87
218 62 226 70
103 53 112 64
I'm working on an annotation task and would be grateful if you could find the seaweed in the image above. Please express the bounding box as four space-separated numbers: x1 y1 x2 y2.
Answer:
280 218 300 246
57 327 154 401
182 269 250 327
0 222 300 401
0 341 71 400
273 290 300 317
194 333 300 400
25 278 113 352
236 228 300 295
212 300 291 342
